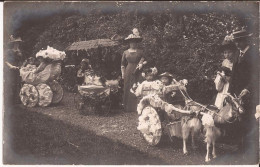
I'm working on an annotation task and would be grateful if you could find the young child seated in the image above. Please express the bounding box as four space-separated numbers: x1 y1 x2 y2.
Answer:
77 58 105 87
34 56 50 74
133 67 164 98
159 72 175 100
22 57 36 69
77 58 91 85
135 69 194 121
159 72 187 107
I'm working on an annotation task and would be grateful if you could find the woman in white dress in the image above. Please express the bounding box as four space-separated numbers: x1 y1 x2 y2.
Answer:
214 34 238 109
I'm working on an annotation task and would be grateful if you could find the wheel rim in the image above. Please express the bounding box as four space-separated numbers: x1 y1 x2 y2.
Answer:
137 106 162 146
49 80 63 104
36 83 53 107
101 95 112 116
20 84 39 107
74 93 84 111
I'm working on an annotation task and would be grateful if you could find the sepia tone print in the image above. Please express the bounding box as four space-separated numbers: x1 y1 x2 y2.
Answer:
3 1 259 165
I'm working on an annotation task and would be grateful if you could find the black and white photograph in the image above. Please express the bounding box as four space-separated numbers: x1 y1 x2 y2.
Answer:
2 1 260 165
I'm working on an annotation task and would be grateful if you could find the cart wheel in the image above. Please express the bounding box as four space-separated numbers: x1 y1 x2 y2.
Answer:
100 96 112 116
137 106 162 146
19 84 39 107
49 80 63 104
74 93 85 111
36 83 53 107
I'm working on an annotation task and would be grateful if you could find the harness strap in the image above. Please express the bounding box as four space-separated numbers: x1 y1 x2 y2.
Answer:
178 86 238 124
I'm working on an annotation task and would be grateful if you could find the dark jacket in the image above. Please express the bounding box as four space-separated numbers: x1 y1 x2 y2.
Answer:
229 45 259 111
229 46 258 94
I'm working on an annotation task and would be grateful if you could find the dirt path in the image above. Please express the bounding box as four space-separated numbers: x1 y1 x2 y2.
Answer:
3 91 256 165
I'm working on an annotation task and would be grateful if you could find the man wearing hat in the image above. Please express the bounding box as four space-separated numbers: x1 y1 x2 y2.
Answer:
4 35 23 106
229 29 259 159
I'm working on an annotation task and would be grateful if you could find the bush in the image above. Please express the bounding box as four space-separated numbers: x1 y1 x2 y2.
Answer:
14 3 257 104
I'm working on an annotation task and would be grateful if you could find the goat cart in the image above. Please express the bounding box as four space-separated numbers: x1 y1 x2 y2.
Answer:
136 82 200 146
136 78 247 162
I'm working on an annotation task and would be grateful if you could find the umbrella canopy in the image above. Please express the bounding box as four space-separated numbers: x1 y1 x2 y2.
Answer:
66 39 120 51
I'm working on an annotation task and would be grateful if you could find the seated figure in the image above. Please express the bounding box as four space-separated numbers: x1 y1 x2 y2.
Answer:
19 46 65 85
133 68 192 119
77 58 104 87
133 67 164 98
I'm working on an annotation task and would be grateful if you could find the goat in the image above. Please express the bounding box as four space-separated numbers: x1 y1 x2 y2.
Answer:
171 81 203 155
181 101 203 155
202 94 244 162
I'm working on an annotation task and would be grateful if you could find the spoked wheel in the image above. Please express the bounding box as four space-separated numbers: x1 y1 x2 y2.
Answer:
137 106 162 146
36 83 53 107
19 84 39 107
100 95 112 116
73 93 85 112
49 80 63 104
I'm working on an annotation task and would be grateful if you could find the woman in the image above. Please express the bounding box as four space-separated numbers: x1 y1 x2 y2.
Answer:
4 35 23 105
214 34 237 109
121 28 145 112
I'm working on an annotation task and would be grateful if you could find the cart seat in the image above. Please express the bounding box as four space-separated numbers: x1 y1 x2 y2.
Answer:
20 62 61 85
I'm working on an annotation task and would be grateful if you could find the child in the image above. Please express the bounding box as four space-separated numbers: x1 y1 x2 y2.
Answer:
214 35 237 109
34 56 49 74
77 58 104 86
159 72 173 86
77 58 91 85
133 67 164 98
159 72 187 107
159 72 175 102
26 57 36 68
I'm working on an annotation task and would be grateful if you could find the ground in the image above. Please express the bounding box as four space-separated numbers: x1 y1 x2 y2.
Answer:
3 91 258 165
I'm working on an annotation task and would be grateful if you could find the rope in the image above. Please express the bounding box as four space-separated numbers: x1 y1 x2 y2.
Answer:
178 85 238 124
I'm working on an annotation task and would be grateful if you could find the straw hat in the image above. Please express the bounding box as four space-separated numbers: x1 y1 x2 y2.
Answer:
8 35 23 43
159 72 174 79
232 29 253 40
221 34 237 51
124 28 143 43
81 58 90 63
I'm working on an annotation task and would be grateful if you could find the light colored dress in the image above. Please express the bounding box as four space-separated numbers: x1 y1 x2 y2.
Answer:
214 59 233 109
121 49 144 112
134 80 164 98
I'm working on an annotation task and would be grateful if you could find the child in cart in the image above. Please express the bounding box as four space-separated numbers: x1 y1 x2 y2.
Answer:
159 72 187 107
76 58 121 112
133 68 197 146
22 57 36 69
132 67 193 115
77 58 109 87
132 67 164 98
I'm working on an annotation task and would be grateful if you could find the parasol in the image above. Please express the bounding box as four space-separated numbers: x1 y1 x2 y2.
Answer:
66 39 120 51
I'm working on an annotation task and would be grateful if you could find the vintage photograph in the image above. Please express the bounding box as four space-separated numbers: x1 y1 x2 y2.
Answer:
3 1 259 165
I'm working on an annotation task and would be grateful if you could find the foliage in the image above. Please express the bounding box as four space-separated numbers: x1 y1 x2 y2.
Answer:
14 4 257 104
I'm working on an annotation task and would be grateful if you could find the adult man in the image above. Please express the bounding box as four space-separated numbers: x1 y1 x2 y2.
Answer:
229 29 259 161
4 35 23 107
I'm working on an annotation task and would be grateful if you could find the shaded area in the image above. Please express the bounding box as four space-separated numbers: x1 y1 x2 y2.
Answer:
3 106 166 165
